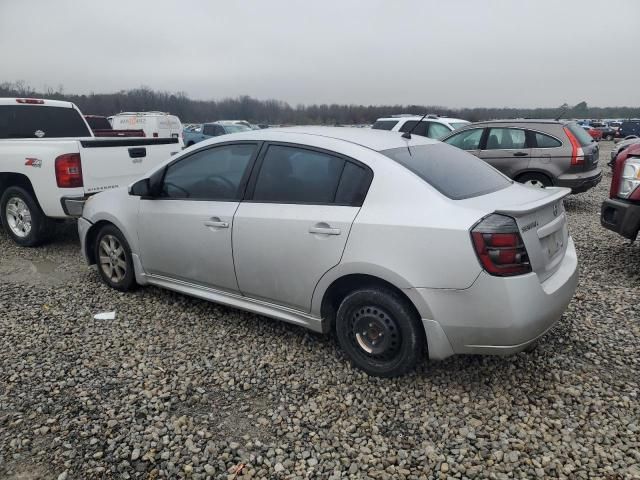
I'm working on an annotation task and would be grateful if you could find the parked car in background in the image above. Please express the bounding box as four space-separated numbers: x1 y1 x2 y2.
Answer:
582 125 603 141
590 122 616 141
84 115 145 138
78 126 578 377
601 143 640 241
111 112 183 144
371 114 469 139
619 120 640 139
0 98 182 246
183 121 252 147
442 120 601 193
609 137 640 166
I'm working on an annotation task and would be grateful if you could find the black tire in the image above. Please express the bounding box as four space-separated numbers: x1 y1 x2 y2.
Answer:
335 287 424 377
0 186 53 247
94 224 137 291
516 173 552 189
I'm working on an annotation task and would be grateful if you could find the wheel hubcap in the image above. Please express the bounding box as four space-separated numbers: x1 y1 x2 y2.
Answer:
99 234 127 283
349 306 401 359
524 179 545 188
5 197 32 238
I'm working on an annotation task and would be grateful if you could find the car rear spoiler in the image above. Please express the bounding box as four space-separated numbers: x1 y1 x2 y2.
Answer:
495 187 571 215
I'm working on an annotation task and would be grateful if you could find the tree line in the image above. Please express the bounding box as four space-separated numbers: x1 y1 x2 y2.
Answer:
2 81 638 124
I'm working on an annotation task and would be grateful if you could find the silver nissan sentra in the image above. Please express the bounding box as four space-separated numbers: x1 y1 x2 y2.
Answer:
78 127 578 377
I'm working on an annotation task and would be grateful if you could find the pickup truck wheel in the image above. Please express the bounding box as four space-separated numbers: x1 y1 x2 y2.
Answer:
0 186 53 247
94 225 136 291
335 287 424 377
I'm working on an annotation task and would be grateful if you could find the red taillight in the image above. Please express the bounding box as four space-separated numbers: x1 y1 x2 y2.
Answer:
153 132 158 138
471 214 531 277
563 127 584 166
16 98 44 104
55 153 83 188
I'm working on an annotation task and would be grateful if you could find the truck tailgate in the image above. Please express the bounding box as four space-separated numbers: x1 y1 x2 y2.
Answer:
79 138 181 194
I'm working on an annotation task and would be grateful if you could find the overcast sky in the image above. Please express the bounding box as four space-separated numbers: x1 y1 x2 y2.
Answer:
1 0 638 108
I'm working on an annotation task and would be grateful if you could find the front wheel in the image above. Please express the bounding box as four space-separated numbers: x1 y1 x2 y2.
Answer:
517 173 552 189
0 186 53 247
94 224 137 291
335 287 424 377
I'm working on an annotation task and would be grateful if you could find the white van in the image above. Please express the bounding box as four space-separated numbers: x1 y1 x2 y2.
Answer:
111 112 183 144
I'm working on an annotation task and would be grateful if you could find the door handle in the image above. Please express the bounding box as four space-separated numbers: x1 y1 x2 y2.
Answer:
513 152 529 157
309 223 341 235
203 218 229 229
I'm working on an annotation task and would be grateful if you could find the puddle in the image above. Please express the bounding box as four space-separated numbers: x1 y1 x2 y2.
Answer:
0 258 76 285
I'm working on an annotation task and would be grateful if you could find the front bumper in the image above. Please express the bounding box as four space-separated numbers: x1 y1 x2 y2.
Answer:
77 217 93 264
555 168 602 193
601 198 640 240
413 237 578 359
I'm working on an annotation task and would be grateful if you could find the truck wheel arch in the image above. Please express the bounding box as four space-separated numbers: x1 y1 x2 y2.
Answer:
0 173 44 211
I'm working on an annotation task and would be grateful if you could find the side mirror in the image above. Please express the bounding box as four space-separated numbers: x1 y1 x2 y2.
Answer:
129 178 151 197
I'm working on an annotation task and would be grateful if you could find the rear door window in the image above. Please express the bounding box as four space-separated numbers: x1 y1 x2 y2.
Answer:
443 128 484 150
371 120 399 131
381 143 511 200
485 128 527 150
0 105 91 138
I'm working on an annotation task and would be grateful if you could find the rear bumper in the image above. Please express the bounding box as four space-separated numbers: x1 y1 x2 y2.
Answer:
555 168 602 193
601 198 640 240
60 196 87 217
413 237 578 359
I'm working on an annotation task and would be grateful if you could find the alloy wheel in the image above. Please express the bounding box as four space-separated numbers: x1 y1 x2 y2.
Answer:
5 197 32 238
98 234 127 283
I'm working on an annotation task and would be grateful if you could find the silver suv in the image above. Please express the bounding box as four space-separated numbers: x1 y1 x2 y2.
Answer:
442 120 601 192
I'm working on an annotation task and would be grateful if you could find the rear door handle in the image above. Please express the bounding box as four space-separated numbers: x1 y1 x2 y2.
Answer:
513 152 529 157
203 218 229 229
309 223 341 235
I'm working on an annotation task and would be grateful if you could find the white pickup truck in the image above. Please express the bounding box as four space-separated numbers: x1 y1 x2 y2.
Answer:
0 98 182 246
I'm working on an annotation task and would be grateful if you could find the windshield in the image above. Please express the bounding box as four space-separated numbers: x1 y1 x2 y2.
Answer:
381 143 511 200
224 124 251 133
449 122 470 130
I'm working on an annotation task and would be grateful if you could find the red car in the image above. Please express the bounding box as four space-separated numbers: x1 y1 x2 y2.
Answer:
582 125 603 141
601 143 640 241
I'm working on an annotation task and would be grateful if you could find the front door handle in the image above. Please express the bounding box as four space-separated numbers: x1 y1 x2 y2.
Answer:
309 223 341 235
204 218 229 229
513 152 529 157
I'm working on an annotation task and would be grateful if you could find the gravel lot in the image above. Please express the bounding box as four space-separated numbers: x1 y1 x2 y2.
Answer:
1 141 638 479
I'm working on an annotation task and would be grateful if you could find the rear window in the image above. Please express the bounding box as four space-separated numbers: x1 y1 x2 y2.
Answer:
381 143 511 200
372 120 399 131
0 105 91 139
566 123 594 147
85 116 112 130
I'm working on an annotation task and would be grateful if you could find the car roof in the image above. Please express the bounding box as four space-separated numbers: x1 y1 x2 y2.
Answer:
0 97 74 108
375 116 468 123
213 126 437 152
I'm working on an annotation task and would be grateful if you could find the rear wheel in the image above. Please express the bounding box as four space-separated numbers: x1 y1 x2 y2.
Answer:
0 186 53 247
94 224 136 291
517 173 552 189
335 287 424 377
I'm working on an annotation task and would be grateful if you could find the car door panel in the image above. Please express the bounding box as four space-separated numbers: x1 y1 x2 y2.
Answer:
138 199 239 292
232 203 359 311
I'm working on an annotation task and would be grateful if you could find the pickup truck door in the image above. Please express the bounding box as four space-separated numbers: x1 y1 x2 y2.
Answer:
136 143 258 292
79 138 181 194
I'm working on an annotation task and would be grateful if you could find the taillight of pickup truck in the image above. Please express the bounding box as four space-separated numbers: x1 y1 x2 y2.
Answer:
55 153 83 188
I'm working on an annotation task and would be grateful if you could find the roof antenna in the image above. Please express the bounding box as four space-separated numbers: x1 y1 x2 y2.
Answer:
402 112 429 139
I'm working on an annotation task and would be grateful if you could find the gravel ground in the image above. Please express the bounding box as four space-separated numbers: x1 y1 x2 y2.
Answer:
0 141 638 479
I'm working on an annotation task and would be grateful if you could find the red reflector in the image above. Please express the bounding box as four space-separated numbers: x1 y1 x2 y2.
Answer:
16 98 45 104
55 153 83 188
